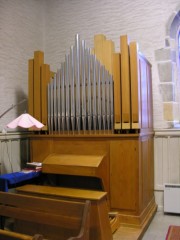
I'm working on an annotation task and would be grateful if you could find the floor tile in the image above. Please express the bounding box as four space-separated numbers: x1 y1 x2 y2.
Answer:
113 211 180 240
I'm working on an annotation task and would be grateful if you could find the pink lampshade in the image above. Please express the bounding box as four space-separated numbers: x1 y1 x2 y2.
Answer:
6 113 44 129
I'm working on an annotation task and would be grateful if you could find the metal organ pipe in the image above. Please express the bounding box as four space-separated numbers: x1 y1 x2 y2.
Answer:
48 34 114 133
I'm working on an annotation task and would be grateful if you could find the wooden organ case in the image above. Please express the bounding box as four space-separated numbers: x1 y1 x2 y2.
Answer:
27 34 157 238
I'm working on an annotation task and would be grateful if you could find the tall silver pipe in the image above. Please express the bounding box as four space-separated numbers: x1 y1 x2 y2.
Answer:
70 46 75 132
53 74 57 132
97 60 102 130
50 80 54 133
57 69 61 133
106 72 110 130
65 54 70 131
61 62 65 132
47 82 51 133
101 66 106 130
110 75 114 131
81 40 86 131
86 48 92 131
75 34 81 132
92 54 97 130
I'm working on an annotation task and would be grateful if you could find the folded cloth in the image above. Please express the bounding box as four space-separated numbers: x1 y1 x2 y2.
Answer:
0 171 41 192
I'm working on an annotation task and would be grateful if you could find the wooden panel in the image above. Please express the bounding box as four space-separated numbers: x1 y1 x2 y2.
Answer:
129 42 140 129
33 51 44 121
140 136 154 211
41 64 50 129
103 40 115 75
28 59 34 116
52 139 109 156
50 71 55 79
148 137 154 201
30 138 52 163
52 139 110 193
110 139 139 211
140 137 149 210
146 62 153 129
94 35 115 75
120 35 131 129
30 138 109 161
94 34 106 65
42 154 109 192
113 53 121 129
17 185 107 201
42 153 109 193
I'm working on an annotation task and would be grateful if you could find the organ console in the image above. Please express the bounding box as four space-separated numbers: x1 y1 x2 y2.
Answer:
26 34 157 239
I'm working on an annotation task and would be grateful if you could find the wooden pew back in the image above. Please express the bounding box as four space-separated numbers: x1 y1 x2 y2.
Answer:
16 184 113 240
0 192 90 240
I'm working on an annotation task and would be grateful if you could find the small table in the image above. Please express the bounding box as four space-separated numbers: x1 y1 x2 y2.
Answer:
0 171 41 192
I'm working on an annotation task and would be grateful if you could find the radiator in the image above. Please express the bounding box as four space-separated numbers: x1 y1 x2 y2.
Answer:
154 133 180 191
164 184 180 213
0 132 29 174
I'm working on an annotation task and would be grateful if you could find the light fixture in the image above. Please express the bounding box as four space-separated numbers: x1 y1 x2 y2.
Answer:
0 99 44 131
6 113 44 129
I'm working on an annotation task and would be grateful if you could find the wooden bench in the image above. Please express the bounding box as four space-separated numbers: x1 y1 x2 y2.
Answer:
16 185 113 240
0 191 91 240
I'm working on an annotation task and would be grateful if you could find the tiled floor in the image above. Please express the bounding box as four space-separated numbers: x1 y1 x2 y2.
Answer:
142 211 180 240
113 211 180 240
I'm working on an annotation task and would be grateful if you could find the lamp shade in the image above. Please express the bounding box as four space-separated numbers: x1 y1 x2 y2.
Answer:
6 113 44 129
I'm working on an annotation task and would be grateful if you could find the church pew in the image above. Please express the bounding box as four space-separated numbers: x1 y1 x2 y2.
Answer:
0 192 91 240
16 184 113 240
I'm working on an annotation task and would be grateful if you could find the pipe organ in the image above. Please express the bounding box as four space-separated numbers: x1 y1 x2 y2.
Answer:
28 34 152 134
27 34 156 238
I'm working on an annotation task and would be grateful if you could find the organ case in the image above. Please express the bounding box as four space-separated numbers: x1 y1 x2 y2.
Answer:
28 34 156 232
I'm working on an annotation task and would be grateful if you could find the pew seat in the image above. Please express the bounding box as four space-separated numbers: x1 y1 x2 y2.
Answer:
16 184 113 240
0 191 91 240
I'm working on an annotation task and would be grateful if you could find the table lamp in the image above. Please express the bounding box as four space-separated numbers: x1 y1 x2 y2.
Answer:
0 99 44 131
6 113 44 129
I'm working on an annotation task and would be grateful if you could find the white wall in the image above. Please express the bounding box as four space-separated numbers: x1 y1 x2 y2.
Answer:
0 0 45 130
1 0 179 130
43 0 180 129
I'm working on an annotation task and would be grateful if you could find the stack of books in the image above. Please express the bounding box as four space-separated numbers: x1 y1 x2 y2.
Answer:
22 162 42 173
